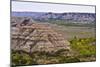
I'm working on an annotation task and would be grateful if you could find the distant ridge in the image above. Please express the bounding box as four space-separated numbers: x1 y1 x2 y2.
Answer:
12 12 96 23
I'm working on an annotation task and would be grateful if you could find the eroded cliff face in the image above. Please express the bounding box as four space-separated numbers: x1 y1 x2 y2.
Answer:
11 17 70 53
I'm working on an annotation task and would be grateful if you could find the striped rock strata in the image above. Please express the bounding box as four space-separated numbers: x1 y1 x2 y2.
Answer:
11 18 70 53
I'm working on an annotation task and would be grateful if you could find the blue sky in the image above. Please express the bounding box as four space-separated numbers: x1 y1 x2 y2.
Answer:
12 1 95 13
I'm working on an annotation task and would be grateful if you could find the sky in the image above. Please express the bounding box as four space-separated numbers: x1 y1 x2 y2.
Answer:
12 1 95 13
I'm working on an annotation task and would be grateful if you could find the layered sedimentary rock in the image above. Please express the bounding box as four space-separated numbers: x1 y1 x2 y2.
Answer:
11 17 70 53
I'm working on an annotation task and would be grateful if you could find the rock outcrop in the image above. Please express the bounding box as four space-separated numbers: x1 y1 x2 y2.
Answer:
11 17 70 53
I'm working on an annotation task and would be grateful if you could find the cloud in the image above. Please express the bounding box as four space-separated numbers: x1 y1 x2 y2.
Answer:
12 1 95 13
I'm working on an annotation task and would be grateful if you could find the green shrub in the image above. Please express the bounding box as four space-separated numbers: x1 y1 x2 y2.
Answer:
59 57 80 63
11 51 33 66
70 37 96 57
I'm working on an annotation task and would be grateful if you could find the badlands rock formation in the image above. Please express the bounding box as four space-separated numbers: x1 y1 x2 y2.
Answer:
11 17 70 53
